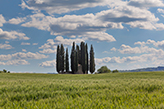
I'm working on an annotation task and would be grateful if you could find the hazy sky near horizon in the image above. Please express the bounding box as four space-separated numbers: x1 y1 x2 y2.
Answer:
1 0 164 73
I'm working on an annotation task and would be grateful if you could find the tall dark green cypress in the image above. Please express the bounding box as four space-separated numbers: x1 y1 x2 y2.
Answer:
66 48 69 72
75 45 79 72
56 45 60 73
81 42 85 74
90 45 95 74
74 49 77 72
76 45 80 64
85 43 88 74
78 46 81 64
71 42 75 73
60 44 65 72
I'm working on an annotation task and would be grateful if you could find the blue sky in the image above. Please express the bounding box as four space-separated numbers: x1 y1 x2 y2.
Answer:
1 0 164 73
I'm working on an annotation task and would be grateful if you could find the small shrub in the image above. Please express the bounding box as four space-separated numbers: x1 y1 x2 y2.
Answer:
3 69 7 73
112 69 119 73
97 66 111 73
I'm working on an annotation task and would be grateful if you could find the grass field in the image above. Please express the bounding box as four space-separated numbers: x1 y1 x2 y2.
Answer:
0 72 164 108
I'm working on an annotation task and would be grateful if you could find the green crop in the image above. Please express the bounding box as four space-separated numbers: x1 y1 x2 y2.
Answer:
0 72 164 108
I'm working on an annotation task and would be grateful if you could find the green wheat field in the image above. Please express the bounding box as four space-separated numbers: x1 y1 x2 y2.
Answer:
0 72 164 109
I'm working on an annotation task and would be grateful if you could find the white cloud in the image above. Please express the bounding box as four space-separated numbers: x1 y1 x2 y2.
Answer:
128 22 164 30
5 59 29 65
158 8 164 18
0 54 12 61
136 39 164 50
119 44 142 54
80 32 116 42
96 48 164 65
0 43 13 49
49 13 119 41
117 43 163 54
0 14 6 27
21 13 50 30
54 36 84 46
8 17 26 24
161 15 164 18
39 36 84 54
0 52 48 61
22 49 27 52
111 47 117 51
96 57 123 64
154 23 164 30
157 8 164 13
19 2 163 42
21 42 30 45
110 39 164 55
134 41 146 46
128 0 164 8
21 13 118 42
128 21 155 30
97 5 158 23
0 61 5 65
103 51 110 54
12 52 48 60
154 41 164 49
39 60 56 68
0 28 30 40
97 3 163 30
33 43 38 45
19 0 38 12
39 39 56 49
17 0 164 44
0 59 29 65
0 52 48 65
40 36 81 47
39 49 56 54
146 39 164 49
146 39 156 44
20 0 116 14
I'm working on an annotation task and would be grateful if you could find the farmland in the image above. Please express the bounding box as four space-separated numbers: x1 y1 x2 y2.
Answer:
0 72 164 108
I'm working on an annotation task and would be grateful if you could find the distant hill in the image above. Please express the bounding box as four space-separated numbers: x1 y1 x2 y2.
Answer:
120 66 164 72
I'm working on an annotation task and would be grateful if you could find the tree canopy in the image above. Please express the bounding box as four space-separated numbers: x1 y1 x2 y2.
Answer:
56 42 95 74
97 66 111 73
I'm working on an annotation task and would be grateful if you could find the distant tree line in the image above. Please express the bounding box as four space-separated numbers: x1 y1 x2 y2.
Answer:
0 69 10 73
56 42 95 74
97 66 119 73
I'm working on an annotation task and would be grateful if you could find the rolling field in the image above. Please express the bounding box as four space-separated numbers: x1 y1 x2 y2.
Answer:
0 72 164 108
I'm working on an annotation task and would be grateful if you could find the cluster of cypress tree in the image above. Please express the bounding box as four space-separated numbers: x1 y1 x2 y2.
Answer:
56 42 95 74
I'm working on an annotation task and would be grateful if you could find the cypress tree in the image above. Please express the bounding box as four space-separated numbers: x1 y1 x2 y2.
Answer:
75 45 79 72
60 44 65 72
81 42 85 74
66 48 69 72
76 45 80 64
74 49 77 73
78 46 81 64
90 45 95 74
71 42 75 73
56 45 60 73
85 43 88 74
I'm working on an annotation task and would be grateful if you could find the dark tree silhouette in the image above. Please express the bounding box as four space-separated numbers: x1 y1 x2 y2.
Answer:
85 43 88 74
90 45 95 74
71 42 75 73
81 42 85 74
75 45 79 72
56 45 60 73
56 41 95 74
66 48 69 72
60 44 65 72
